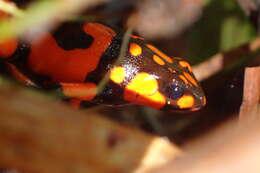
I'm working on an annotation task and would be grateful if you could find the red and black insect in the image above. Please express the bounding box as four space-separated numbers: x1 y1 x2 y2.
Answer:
0 20 206 111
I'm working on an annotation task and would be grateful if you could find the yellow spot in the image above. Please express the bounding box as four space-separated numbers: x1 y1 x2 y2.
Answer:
179 61 192 72
124 72 166 109
153 55 165 65
179 75 188 84
61 83 97 101
125 73 158 95
129 43 142 56
183 72 198 87
110 66 125 84
177 95 195 109
146 44 173 64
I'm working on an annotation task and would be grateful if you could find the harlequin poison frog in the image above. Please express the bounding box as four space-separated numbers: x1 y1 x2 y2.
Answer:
0 21 206 111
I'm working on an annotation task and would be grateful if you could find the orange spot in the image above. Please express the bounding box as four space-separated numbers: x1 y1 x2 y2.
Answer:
179 61 192 72
179 75 188 84
168 67 176 73
146 44 173 64
177 95 195 109
131 35 144 40
124 72 166 109
183 72 198 87
129 43 142 56
28 23 116 83
5 63 37 87
110 66 125 84
0 39 18 58
61 82 97 101
153 55 165 65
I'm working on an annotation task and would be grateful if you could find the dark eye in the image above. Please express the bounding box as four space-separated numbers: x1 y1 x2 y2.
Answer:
164 83 184 100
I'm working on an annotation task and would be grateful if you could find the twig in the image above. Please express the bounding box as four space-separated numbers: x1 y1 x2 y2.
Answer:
0 0 106 40
127 0 203 39
150 118 260 173
0 79 180 173
239 66 260 120
0 0 24 17
236 0 260 33
192 38 260 81
237 0 259 16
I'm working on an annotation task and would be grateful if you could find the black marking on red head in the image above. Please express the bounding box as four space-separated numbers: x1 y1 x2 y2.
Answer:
52 22 94 50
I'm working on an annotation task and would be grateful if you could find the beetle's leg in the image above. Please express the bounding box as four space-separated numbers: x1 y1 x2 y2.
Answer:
45 82 98 109
5 62 38 87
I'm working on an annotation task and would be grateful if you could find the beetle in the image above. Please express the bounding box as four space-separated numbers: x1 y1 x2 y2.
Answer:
0 21 206 111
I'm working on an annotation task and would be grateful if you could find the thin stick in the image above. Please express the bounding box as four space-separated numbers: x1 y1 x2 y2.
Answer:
239 66 260 120
192 38 260 81
0 79 180 173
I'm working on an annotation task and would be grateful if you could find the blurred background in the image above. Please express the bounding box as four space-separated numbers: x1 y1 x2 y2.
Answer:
0 0 259 144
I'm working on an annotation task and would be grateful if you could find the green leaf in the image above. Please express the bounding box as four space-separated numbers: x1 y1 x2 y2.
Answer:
187 0 256 64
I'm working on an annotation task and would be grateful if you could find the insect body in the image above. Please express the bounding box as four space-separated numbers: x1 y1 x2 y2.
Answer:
0 21 206 111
